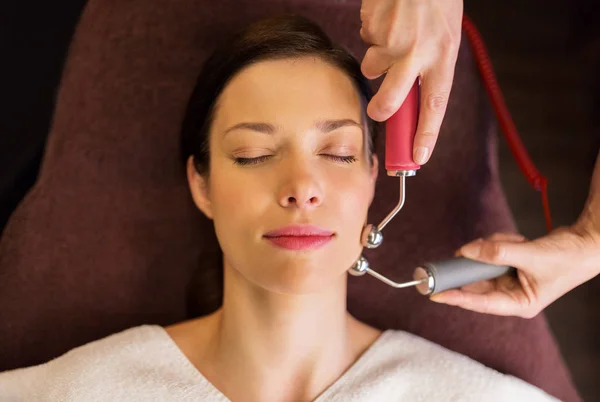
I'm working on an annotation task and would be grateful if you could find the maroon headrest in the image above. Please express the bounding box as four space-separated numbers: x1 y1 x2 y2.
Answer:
0 1 579 400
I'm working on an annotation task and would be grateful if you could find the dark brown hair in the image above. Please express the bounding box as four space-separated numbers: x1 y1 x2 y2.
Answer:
180 14 379 174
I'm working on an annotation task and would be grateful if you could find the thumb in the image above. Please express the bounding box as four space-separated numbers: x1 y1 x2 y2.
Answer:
459 237 536 272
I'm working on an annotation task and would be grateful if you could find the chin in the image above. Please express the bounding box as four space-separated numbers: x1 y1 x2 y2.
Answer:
255 260 349 295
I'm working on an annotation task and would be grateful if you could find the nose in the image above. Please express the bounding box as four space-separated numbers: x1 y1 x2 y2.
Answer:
277 160 323 210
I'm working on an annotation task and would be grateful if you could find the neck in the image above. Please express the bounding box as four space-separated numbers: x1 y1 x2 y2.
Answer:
201 261 380 402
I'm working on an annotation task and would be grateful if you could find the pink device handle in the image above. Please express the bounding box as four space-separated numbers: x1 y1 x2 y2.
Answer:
385 80 421 172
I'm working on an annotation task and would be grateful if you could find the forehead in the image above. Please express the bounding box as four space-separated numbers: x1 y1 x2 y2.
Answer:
213 57 363 127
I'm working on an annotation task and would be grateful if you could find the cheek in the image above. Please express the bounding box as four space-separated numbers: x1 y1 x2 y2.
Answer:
210 175 249 224
207 166 271 244
320 172 374 276
325 170 374 270
330 169 374 224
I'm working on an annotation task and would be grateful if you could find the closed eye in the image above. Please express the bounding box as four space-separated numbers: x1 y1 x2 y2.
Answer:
234 154 357 166
234 155 273 166
322 155 357 164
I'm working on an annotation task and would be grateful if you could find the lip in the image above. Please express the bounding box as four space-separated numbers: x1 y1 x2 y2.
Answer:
264 225 334 251
264 225 334 237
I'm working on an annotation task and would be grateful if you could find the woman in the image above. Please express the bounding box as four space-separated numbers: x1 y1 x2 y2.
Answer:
0 15 556 401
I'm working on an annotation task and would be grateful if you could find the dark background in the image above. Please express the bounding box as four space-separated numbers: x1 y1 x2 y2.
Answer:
1 1 599 399
464 2 600 401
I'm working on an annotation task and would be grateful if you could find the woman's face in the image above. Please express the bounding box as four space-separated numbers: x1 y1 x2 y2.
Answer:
188 57 378 294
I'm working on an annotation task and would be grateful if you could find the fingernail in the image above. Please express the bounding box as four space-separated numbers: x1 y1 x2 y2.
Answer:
461 240 483 259
414 147 429 165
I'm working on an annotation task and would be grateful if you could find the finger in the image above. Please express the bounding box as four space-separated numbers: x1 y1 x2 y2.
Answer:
412 63 455 165
455 234 524 262
486 232 528 242
361 45 393 80
460 238 536 272
430 289 527 317
455 237 482 257
360 26 375 44
457 233 527 257
459 279 496 294
367 59 419 122
359 0 392 45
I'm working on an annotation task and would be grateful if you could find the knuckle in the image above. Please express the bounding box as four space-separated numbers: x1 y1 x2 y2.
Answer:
361 23 375 43
378 100 397 116
361 61 374 79
514 233 527 242
359 27 368 41
417 131 437 142
482 242 504 262
439 31 461 56
359 8 377 42
361 48 386 78
425 92 448 113
360 56 373 75
383 27 401 49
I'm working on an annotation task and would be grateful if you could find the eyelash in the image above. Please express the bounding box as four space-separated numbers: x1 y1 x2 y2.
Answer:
234 155 272 166
327 155 357 164
233 154 357 166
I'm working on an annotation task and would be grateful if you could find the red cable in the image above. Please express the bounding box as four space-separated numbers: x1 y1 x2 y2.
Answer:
462 15 553 233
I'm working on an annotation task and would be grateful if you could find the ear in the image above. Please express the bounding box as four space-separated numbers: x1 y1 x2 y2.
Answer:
368 153 379 205
370 154 379 183
186 156 214 219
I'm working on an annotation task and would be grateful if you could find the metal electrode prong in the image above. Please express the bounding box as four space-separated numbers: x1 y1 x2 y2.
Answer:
348 255 428 289
362 171 414 249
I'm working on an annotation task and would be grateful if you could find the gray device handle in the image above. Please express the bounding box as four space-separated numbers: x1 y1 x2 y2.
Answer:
414 257 515 295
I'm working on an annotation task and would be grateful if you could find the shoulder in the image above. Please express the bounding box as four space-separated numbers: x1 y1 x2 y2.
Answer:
361 329 559 401
0 325 171 400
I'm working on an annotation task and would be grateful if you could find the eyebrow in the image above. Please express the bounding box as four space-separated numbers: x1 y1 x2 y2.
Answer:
223 119 363 136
